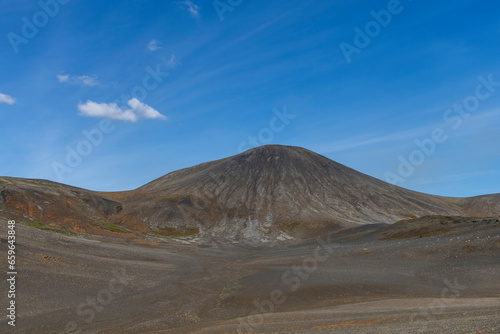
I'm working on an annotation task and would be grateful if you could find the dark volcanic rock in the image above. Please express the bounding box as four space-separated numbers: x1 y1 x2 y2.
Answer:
1 145 499 243
109 145 498 242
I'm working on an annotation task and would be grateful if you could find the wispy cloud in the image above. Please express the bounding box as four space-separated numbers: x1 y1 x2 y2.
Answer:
57 74 69 82
0 92 16 105
147 39 162 51
408 170 498 187
181 0 200 18
226 12 291 48
164 54 179 69
57 74 99 86
77 98 167 122
469 108 500 121
312 126 431 154
312 108 500 155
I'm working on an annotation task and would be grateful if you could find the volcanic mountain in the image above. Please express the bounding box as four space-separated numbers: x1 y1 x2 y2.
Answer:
1 145 499 242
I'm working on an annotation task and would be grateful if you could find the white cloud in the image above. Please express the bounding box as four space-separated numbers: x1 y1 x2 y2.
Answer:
57 74 99 86
165 54 179 69
147 40 162 51
77 75 99 86
0 93 16 105
182 0 200 18
77 98 167 122
57 74 69 82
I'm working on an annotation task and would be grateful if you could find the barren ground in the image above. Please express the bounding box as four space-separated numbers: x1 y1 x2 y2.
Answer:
1 217 499 334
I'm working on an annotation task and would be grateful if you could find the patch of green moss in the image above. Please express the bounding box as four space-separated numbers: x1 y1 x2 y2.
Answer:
19 221 45 229
90 217 128 233
98 220 127 232
101 221 127 232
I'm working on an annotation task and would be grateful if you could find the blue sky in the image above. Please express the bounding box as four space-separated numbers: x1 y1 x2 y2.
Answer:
0 0 499 197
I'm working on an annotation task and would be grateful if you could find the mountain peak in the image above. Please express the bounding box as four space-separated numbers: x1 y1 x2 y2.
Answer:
128 146 489 242
227 144 335 171
2 146 499 244
242 144 310 155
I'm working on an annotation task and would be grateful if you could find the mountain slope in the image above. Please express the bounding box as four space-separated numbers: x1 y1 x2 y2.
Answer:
107 145 499 242
0 177 130 237
1 145 499 242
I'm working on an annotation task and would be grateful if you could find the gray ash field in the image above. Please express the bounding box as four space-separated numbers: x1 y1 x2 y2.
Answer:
1 216 499 333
